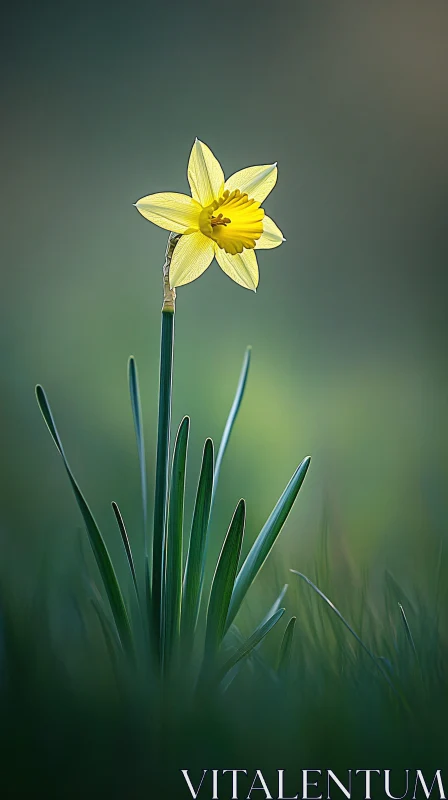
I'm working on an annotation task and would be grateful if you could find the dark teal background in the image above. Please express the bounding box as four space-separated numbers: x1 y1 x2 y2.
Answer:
1 3 448 795
1 0 447 591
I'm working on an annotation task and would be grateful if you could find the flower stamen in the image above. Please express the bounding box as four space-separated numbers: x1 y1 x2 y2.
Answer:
211 213 231 227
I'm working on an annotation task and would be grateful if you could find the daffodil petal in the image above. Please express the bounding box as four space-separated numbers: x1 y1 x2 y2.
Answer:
170 232 215 288
255 215 284 250
224 164 278 203
135 192 201 234
188 139 225 207
214 246 259 291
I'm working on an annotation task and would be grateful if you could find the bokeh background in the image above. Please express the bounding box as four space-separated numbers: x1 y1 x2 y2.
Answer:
1 0 447 609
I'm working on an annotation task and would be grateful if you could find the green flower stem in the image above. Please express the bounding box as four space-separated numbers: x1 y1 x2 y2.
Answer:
152 233 180 650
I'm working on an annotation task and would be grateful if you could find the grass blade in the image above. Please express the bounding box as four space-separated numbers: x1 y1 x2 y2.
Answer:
204 499 246 661
254 584 288 657
218 608 285 683
182 438 214 641
163 416 189 668
290 570 397 693
385 570 416 616
152 309 175 644
259 584 288 629
277 616 296 676
111 501 139 604
35 385 133 657
212 346 251 506
226 456 311 631
398 602 418 661
128 357 150 600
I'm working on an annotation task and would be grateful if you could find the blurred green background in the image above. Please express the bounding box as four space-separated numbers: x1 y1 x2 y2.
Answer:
1 0 447 597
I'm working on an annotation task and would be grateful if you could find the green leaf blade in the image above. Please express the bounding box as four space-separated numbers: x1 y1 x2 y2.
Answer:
163 416 189 668
226 456 311 631
128 357 148 536
128 357 150 605
111 501 140 604
213 346 251 507
218 607 285 683
277 616 296 677
204 499 246 661
35 385 133 658
182 438 214 641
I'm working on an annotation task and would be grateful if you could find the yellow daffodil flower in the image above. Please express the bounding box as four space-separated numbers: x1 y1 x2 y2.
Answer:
135 139 284 292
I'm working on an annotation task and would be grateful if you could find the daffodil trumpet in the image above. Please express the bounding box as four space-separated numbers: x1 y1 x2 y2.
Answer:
135 139 284 292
